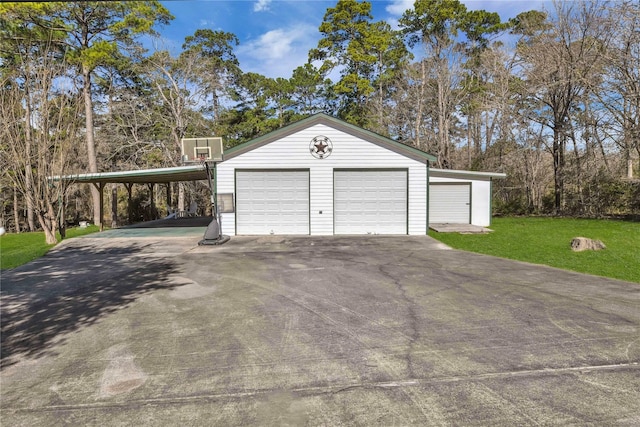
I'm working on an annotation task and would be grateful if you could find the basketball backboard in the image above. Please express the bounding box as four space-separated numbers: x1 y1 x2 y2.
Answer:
181 137 223 163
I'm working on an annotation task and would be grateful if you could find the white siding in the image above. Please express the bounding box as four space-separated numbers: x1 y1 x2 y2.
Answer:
471 180 492 226
217 124 428 235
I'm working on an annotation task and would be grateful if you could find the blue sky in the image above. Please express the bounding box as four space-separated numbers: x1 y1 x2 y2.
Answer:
157 0 547 79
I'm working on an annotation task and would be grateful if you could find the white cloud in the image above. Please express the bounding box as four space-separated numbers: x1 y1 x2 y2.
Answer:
385 0 414 29
253 0 272 12
386 0 414 17
198 19 218 28
237 24 317 78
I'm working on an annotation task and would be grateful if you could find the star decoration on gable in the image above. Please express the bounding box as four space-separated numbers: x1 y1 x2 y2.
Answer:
310 135 333 159
315 140 328 153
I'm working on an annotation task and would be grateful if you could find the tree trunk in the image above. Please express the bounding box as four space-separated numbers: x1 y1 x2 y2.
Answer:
126 183 134 223
414 60 426 150
148 183 157 219
552 126 565 215
436 55 451 169
467 123 472 169
42 226 57 245
59 194 66 240
166 183 172 213
111 184 118 228
570 124 584 214
437 73 446 168
178 182 185 212
36 203 58 245
23 93 36 232
83 64 101 226
13 183 20 233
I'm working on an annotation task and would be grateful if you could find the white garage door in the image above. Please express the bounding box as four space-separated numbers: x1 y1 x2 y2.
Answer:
334 170 407 234
429 183 471 223
236 170 309 235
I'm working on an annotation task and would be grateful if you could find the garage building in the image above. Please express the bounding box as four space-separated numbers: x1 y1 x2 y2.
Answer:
216 114 504 236
54 113 504 234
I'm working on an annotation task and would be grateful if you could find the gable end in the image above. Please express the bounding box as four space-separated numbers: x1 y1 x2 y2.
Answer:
224 114 436 164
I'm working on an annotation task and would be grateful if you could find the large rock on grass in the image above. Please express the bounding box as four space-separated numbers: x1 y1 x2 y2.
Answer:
571 237 606 252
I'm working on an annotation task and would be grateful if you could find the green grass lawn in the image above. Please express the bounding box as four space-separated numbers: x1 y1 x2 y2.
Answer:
431 217 640 283
0 225 101 270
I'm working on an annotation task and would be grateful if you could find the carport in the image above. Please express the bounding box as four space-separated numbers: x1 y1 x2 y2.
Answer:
52 164 210 230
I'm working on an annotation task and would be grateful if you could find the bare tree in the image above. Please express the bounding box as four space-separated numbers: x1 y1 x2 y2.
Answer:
143 46 209 211
516 1 607 214
386 62 432 152
400 6 467 167
98 75 163 169
596 1 640 178
465 42 521 169
0 38 81 244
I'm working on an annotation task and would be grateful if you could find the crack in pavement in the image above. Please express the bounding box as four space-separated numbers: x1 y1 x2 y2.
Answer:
7 361 638 414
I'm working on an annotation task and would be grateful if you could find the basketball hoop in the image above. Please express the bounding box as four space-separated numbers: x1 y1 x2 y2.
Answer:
181 137 223 164
180 136 229 245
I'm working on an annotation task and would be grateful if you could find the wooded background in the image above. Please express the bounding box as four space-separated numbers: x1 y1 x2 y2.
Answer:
1 0 638 243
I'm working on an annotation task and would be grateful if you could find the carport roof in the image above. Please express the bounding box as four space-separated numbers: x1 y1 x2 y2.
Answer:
51 164 208 185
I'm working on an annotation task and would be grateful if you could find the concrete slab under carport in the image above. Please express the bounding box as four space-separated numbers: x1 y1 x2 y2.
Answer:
1 235 639 425
88 216 212 238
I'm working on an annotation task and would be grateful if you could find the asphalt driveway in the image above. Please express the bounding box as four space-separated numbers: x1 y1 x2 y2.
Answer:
1 233 639 425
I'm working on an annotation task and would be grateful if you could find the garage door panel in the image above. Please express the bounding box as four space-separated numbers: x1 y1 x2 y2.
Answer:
236 171 309 235
429 184 470 224
334 170 407 235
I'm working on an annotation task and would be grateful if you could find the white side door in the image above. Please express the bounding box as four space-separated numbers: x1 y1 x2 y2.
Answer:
429 183 471 224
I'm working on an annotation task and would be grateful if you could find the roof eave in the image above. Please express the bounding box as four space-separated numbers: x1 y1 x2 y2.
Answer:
429 168 507 179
